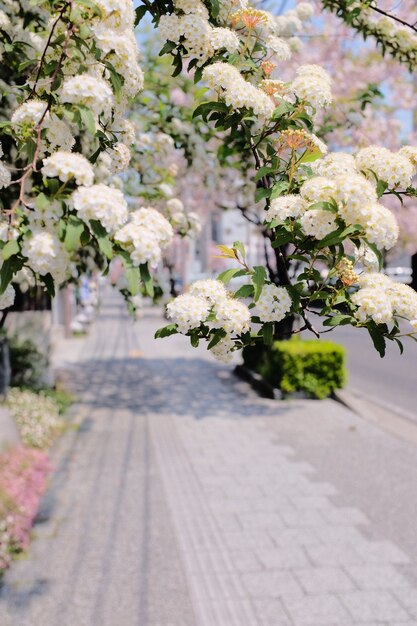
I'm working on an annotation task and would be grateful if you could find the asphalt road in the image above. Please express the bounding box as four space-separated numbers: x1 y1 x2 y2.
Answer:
317 324 417 422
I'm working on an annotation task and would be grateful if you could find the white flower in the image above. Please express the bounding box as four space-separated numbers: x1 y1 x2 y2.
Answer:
166 293 210 333
355 146 414 188
300 177 337 204
300 209 337 239
362 204 399 250
0 284 15 310
61 75 113 117
291 64 332 109
189 279 227 305
72 184 128 233
0 161 11 189
296 2 314 20
42 152 94 186
214 298 251 335
22 229 69 283
334 173 378 225
265 195 307 223
266 36 291 60
210 27 240 53
107 143 131 173
387 282 417 320
256 284 292 322
210 335 236 363
203 62 275 120
351 287 393 325
130 208 173 247
11 100 46 126
311 152 357 178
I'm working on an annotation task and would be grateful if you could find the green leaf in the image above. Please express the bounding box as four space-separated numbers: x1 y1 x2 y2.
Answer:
41 272 55 297
367 322 386 357
217 268 247 283
0 258 14 294
79 106 97 136
233 240 246 259
252 266 266 301
262 322 274 346
65 216 84 252
155 324 178 339
134 5 147 25
90 220 113 259
323 314 352 327
140 263 154 298
271 230 293 248
207 328 226 350
255 187 271 203
159 40 177 56
271 180 290 198
317 225 360 248
234 284 254 298
1 239 19 260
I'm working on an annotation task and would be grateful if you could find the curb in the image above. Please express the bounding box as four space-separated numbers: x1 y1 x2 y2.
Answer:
333 388 417 445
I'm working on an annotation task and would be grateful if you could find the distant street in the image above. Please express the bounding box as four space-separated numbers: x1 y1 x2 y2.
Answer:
318 324 417 422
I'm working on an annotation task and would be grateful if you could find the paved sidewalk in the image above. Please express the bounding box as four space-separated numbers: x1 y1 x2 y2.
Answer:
1 289 417 625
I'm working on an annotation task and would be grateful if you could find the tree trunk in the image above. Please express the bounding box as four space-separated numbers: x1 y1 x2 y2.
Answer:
411 252 417 292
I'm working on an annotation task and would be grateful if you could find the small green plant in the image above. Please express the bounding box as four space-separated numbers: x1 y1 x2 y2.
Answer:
244 338 346 399
8 336 48 390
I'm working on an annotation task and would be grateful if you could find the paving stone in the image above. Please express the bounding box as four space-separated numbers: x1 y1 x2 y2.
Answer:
221 530 274 550
306 543 364 566
281 509 327 528
353 540 410 565
282 593 351 625
344 564 411 590
241 570 303 598
256 546 310 569
339 590 410 622
237 511 286 531
269 527 319 548
253 598 293 625
294 567 356 594
321 507 370 526
393 588 417 619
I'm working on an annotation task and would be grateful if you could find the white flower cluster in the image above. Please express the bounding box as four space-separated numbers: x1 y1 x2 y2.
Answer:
352 272 417 328
22 229 70 283
107 143 131 173
291 65 332 110
165 198 201 236
0 284 15 310
294 149 407 249
359 11 417 70
166 294 211 334
158 0 239 66
300 208 337 239
11 102 75 153
265 195 307 224
41 151 94 186
189 278 228 305
114 207 173 268
203 62 275 120
167 279 251 361
256 284 292 322
355 146 415 188
61 75 113 118
72 184 128 233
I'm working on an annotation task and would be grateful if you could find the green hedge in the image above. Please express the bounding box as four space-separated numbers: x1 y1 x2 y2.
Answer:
243 338 346 399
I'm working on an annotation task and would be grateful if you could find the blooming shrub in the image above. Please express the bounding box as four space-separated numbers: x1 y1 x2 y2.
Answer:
0 447 50 571
6 389 62 449
243 338 346 399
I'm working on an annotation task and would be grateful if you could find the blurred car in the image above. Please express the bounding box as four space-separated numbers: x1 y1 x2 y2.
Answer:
385 266 412 284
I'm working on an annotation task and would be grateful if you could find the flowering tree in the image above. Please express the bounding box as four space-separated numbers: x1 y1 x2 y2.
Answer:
1 0 417 360
140 0 417 359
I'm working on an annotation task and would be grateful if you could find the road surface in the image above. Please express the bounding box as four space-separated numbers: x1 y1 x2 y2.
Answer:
319 324 417 421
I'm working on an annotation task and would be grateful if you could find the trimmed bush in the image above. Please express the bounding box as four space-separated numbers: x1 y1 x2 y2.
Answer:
243 338 346 399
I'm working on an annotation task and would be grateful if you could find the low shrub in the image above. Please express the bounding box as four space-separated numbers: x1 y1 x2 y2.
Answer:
243 338 346 399
6 389 63 449
0 446 50 571
8 336 48 390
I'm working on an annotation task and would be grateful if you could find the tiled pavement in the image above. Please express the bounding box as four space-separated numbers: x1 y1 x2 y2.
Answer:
1 290 417 625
